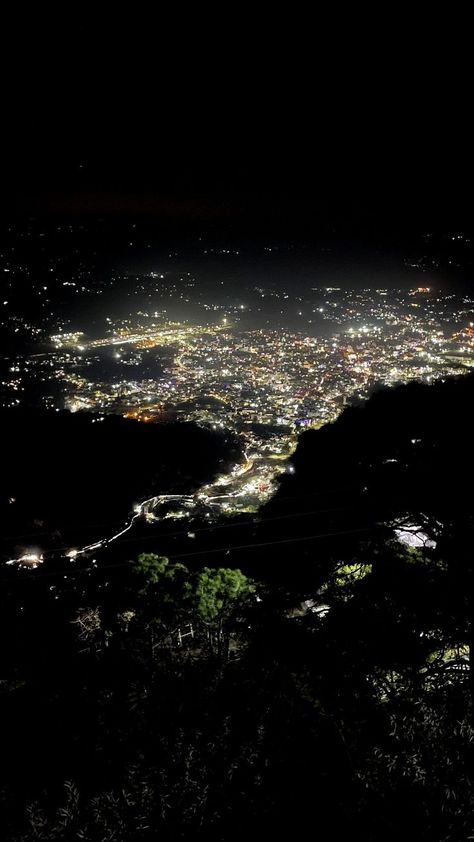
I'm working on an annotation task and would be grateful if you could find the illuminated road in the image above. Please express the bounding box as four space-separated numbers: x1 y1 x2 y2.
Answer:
5 449 290 568
68 455 276 559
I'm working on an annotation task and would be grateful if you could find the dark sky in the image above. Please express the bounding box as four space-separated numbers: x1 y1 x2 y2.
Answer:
3 13 473 239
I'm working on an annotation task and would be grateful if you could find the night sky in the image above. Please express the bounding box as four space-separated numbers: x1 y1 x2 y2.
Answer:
2 14 473 244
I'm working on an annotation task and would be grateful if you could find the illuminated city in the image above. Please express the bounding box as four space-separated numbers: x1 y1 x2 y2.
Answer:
2 278 473 536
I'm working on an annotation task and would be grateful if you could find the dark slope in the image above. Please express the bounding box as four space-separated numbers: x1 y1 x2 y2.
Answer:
238 373 474 588
0 410 243 560
271 371 474 515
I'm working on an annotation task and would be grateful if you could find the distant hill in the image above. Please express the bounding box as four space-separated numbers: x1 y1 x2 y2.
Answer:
0 410 243 559
244 373 474 587
269 372 474 518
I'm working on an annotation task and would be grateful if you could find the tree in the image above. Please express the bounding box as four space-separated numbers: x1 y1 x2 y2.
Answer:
133 553 175 591
131 555 256 660
194 567 256 659
130 553 191 651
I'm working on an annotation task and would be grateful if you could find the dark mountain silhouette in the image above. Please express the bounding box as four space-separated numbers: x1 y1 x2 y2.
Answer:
251 373 474 583
0 409 243 560
271 371 474 516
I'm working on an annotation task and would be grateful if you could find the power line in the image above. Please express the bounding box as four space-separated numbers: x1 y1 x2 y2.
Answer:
0 483 366 545
0 525 379 583
168 526 375 560
1 501 375 561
